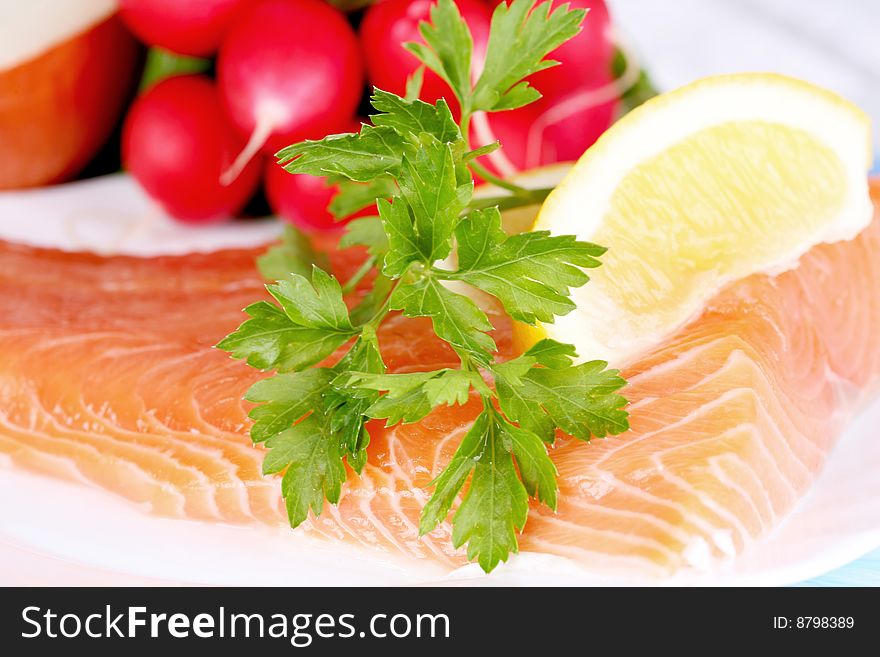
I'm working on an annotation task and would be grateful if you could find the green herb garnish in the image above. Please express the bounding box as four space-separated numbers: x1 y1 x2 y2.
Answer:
219 0 629 573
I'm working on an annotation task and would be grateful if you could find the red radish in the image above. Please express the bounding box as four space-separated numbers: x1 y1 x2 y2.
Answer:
119 0 243 57
468 0 619 174
533 72 618 162
471 69 618 175
217 0 363 185
122 75 261 224
526 0 615 103
360 0 492 113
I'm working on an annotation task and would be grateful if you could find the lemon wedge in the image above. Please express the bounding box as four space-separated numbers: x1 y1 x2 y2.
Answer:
518 73 873 366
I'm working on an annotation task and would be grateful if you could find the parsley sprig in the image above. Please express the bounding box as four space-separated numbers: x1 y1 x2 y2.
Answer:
219 0 629 572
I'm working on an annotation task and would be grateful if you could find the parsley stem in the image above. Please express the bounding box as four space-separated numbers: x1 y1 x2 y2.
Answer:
342 255 375 295
362 278 401 332
459 352 495 405
468 188 553 213
459 112 472 143
469 161 531 196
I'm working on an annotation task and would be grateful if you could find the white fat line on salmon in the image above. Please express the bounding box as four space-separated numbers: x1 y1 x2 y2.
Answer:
706 455 771 533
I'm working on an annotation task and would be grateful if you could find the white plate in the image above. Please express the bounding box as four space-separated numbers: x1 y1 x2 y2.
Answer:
0 173 281 256
1 175 879 586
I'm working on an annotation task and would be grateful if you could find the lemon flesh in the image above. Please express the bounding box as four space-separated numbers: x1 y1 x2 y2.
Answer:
531 74 872 366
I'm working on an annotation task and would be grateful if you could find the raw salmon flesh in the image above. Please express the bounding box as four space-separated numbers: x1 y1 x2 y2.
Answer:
1 181 879 577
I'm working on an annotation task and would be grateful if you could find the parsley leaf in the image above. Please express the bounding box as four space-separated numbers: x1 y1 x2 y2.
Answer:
419 408 555 559
339 216 389 257
267 268 354 335
220 268 356 373
447 207 605 324
390 276 496 363
405 0 474 109
495 339 629 442
450 410 529 572
405 66 425 101
351 368 489 426
245 369 334 444
493 360 554 441
501 419 557 509
397 135 472 264
256 225 326 282
329 177 397 220
518 360 629 439
424 368 491 404
378 197 422 277
521 338 579 368
277 125 404 182
379 134 471 277
354 371 438 425
473 0 586 111
418 410 488 535
271 414 347 527
325 332 385 474
216 301 348 373
370 89 461 144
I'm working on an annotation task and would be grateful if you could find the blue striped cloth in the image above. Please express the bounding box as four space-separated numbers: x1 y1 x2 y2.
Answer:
799 550 880 586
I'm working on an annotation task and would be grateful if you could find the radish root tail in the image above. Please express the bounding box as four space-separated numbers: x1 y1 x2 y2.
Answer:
220 110 278 186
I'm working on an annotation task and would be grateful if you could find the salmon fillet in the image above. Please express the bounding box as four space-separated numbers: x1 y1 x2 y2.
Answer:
1 182 879 577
